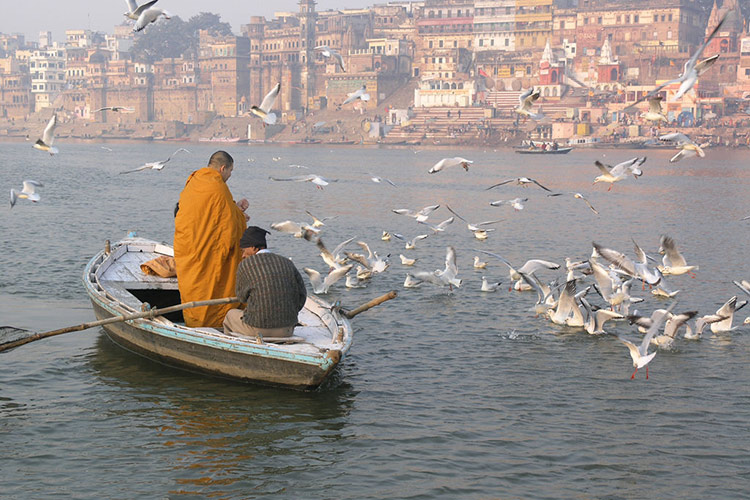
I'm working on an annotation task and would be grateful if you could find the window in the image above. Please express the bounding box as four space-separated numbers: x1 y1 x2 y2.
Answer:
668 13 673 21
429 41 433 48
479 39 483 47
439 40 443 48
598 17 602 24
505 38 509 46
634 15 639 23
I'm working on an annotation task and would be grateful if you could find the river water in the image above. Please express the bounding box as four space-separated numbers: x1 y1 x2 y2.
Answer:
1 141 749 498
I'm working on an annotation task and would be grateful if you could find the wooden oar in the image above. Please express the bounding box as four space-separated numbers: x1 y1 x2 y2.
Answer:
0 296 239 353
341 291 398 319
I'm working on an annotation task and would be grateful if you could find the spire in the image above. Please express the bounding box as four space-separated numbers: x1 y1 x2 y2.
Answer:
706 0 722 37
599 38 616 65
541 38 555 65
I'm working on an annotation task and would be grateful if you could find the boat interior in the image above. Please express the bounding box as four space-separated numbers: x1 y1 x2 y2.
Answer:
88 239 349 354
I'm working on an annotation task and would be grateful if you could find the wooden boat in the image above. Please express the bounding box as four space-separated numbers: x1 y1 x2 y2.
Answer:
515 147 572 154
83 236 353 390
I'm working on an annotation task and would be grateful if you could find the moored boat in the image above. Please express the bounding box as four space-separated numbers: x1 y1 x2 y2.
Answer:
83 236 353 390
515 147 573 154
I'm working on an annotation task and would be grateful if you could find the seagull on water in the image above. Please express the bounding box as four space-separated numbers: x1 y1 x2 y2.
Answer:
445 205 503 239
481 276 502 292
399 254 417 266
411 246 462 289
10 180 43 208
710 296 747 333
657 235 698 277
120 148 190 174
304 264 353 294
428 157 472 174
403 234 429 250
473 256 487 269
592 240 662 289
33 114 59 155
592 157 646 191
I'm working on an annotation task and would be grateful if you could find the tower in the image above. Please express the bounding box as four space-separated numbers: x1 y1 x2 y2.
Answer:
298 0 317 111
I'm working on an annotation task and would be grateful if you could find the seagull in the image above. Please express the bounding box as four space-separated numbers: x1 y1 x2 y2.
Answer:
93 106 134 113
134 7 171 32
124 0 159 20
368 174 397 187
547 192 599 215
399 254 417 266
473 256 487 269
592 240 662 288
418 216 454 234
641 96 668 126
547 280 585 327
270 220 319 239
345 273 367 289
392 204 440 222
403 273 423 288
445 205 503 238
592 157 646 191
269 174 336 189
580 297 623 335
305 210 337 228
515 87 544 121
658 132 707 162
249 82 280 126
303 264 354 294
404 234 429 250
428 157 473 174
342 85 370 105
618 301 676 379
316 236 355 269
411 246 462 289
651 310 697 349
657 235 698 277
10 180 43 208
485 177 551 192
119 148 190 174
684 313 730 340
481 276 502 292
32 114 58 155
710 296 747 333
100 146 113 152
489 197 528 211
316 45 345 71
475 250 559 291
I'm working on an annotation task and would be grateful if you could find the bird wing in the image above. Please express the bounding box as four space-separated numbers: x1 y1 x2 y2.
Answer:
323 264 353 290
443 246 458 277
659 236 687 267
22 180 43 193
686 12 727 70
659 132 690 145
670 149 692 162
473 249 513 270
429 158 448 173
119 164 153 174
269 175 314 182
517 259 560 275
733 280 750 298
392 208 417 217
41 114 57 145
594 160 612 175
640 302 678 354
332 51 345 71
485 179 514 190
648 96 663 114
331 236 357 258
417 204 440 217
518 88 533 105
125 0 139 13
259 82 281 113
530 178 552 191
164 147 190 163
133 0 159 17
592 242 636 277
270 220 303 234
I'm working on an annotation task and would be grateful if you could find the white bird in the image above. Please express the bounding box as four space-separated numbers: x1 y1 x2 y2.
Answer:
10 180 43 208
685 313 730 340
404 234 429 250
489 197 528 211
428 157 472 174
659 132 707 163
592 157 646 191
641 96 668 125
418 216 454 234
412 246 462 289
547 280 585 327
342 85 369 105
345 241 389 274
392 204 440 222
119 148 190 174
32 114 58 155
345 273 367 289
618 301 676 379
592 240 662 288
476 250 559 292
269 174 336 189
316 45 345 71
270 220 319 239
250 82 280 126
124 0 159 20
481 276 501 292
303 264 353 294
403 273 423 288
580 297 623 335
368 174 397 187
316 236 355 269
473 256 487 269
445 205 503 239
515 87 544 121
710 296 747 333
651 310 697 349
486 177 551 192
134 7 171 32
399 254 417 266
305 210 337 228
547 192 599 215
94 106 134 113
657 235 698 277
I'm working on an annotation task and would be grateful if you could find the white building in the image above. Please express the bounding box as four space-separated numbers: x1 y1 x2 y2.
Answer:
474 0 516 52
30 44 66 111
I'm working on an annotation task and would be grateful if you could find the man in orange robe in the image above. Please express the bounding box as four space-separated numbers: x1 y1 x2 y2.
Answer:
174 151 248 327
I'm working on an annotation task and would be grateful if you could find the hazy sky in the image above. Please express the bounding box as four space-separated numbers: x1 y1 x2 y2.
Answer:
7 0 374 42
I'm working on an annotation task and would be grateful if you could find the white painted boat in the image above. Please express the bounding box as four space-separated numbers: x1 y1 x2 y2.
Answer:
83 236 352 390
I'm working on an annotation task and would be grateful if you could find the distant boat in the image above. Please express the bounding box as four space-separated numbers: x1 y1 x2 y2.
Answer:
515 147 572 155
199 137 242 143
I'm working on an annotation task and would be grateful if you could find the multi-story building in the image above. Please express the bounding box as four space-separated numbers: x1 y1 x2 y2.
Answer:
514 0 553 51
29 44 66 111
0 57 32 119
198 31 251 117
414 0 474 80
474 0 516 53
0 33 26 55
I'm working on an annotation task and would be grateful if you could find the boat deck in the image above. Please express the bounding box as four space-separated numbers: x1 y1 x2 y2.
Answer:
91 240 345 356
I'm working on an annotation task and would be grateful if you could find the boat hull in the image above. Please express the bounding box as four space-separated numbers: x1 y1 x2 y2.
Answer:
515 147 572 154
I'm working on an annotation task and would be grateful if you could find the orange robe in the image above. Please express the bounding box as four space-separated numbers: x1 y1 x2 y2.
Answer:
174 168 246 327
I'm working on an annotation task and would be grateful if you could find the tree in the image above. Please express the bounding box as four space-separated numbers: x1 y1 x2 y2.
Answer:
131 12 233 62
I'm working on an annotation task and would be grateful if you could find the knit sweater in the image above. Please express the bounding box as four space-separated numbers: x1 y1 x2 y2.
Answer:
236 252 307 329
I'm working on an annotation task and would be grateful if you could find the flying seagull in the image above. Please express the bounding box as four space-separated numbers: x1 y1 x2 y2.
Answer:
10 180 43 208
658 132 708 163
315 45 345 72
269 174 336 189
250 82 281 126
515 87 544 121
134 7 171 32
428 157 472 174
124 0 159 20
119 148 190 174
32 114 58 155
342 85 370 105
94 106 135 113
486 177 551 192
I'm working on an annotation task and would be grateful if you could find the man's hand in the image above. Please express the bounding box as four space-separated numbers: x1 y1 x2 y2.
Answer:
236 198 249 212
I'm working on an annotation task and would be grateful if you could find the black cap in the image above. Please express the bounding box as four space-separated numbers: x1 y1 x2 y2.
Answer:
240 226 270 249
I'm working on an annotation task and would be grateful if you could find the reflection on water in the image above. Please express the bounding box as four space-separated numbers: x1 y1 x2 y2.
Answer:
89 335 353 496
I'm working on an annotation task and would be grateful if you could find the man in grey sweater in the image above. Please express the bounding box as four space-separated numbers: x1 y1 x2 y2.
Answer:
223 226 307 339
